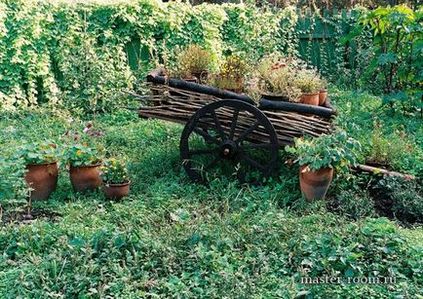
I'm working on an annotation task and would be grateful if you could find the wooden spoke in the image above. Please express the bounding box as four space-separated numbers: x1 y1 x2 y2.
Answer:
193 128 220 145
211 111 226 140
236 121 259 144
242 143 273 150
242 153 266 171
229 109 239 140
205 155 222 170
190 148 217 156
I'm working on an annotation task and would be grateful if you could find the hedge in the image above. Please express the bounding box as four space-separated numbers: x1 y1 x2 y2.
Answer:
0 0 360 112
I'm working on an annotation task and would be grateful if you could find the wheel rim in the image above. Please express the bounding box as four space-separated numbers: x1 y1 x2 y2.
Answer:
180 100 279 184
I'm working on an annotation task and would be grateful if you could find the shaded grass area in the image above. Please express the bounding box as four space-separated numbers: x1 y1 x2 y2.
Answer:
0 91 422 297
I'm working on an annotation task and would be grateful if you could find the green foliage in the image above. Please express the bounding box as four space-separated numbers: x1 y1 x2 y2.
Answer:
333 188 376 220
0 157 28 208
285 130 361 171
101 158 129 184
375 176 423 223
17 141 58 165
347 5 422 97
0 105 422 297
65 144 103 167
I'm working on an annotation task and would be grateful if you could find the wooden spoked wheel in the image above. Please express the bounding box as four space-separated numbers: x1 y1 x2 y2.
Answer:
180 100 279 184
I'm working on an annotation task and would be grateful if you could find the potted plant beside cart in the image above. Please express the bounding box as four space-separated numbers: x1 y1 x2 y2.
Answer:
66 144 103 192
101 158 130 200
286 131 361 201
18 141 59 201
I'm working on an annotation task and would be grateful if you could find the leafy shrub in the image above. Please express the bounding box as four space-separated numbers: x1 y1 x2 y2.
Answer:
101 158 129 184
17 141 58 165
347 5 422 98
0 157 28 209
65 144 103 167
375 176 423 223
285 130 361 171
333 188 376 220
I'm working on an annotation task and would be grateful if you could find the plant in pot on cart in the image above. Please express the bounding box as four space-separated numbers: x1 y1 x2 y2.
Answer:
293 68 322 106
173 44 214 84
101 158 130 200
66 144 103 192
210 55 249 93
18 141 59 201
256 64 302 102
285 130 361 201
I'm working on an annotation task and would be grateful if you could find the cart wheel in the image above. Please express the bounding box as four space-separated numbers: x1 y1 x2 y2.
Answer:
180 99 279 184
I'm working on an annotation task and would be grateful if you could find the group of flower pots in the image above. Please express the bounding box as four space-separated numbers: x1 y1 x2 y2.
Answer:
20 142 130 201
301 89 328 106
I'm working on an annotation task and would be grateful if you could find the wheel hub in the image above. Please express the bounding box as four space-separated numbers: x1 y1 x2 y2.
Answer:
220 140 238 159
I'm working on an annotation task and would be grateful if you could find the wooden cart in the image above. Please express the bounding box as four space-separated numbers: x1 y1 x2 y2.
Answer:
137 69 337 184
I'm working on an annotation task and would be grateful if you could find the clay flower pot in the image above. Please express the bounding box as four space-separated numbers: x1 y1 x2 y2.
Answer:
319 89 328 105
300 93 319 106
70 163 102 192
299 165 334 201
103 181 130 200
25 162 58 200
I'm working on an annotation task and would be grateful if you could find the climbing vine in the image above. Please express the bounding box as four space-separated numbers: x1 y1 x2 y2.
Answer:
0 1 418 111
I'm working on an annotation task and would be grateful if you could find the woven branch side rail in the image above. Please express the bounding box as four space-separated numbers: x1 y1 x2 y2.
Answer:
138 84 335 146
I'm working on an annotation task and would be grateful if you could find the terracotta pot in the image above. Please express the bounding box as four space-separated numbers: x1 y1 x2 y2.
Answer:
103 181 130 200
299 165 334 201
319 90 328 105
70 163 102 192
300 93 319 106
25 162 58 201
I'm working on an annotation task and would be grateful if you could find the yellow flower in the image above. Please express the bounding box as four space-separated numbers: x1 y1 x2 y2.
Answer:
76 150 82 156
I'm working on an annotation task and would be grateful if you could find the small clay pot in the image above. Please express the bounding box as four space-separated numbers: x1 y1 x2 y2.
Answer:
300 93 319 106
319 90 328 105
299 165 334 201
25 162 58 201
70 163 102 192
103 181 130 200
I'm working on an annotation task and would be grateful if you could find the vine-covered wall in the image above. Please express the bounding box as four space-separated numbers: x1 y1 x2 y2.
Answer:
0 0 365 111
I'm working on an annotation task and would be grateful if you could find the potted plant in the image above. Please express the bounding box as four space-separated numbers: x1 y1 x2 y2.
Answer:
318 77 328 105
293 69 321 106
66 144 103 192
255 55 302 102
101 158 130 200
174 44 214 83
210 55 248 93
18 141 59 201
285 131 361 201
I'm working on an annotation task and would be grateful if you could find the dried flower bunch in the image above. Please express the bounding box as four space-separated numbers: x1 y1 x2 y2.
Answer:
254 54 302 102
210 55 248 92
173 44 214 80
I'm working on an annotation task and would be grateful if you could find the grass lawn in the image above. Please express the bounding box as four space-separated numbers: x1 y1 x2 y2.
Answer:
0 89 422 298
